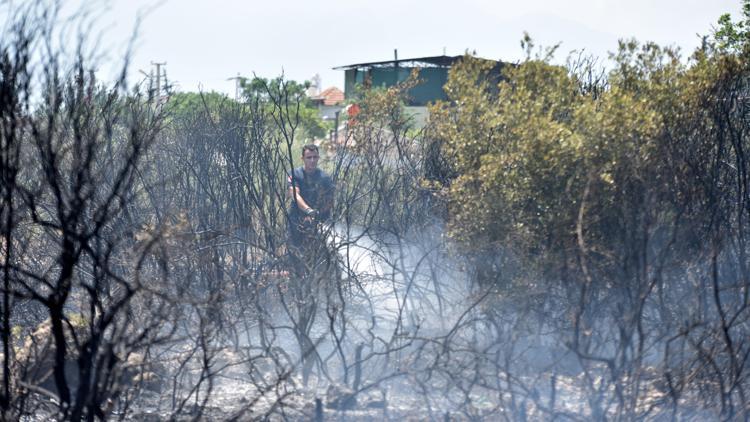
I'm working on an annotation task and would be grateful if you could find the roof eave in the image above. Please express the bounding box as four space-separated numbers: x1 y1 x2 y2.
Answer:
333 55 467 70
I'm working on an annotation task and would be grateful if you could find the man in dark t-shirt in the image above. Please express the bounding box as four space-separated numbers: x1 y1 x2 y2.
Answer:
287 144 334 256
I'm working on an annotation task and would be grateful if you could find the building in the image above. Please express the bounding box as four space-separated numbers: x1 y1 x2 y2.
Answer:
310 86 345 120
334 53 506 105
333 53 506 126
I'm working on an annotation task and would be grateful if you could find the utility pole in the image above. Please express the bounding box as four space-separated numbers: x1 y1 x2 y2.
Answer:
150 61 167 105
227 73 242 101
394 49 399 86
334 110 340 145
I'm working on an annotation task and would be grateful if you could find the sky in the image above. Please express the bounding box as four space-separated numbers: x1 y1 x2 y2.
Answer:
45 0 746 95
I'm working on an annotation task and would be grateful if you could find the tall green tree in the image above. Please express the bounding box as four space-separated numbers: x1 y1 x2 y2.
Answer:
241 76 328 141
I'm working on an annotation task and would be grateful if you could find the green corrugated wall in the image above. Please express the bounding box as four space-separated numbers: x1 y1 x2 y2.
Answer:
343 66 450 106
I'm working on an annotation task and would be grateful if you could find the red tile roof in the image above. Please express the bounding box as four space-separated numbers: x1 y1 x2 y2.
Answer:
312 86 344 106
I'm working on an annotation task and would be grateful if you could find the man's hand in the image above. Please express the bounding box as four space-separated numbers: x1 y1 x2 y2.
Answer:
301 208 319 226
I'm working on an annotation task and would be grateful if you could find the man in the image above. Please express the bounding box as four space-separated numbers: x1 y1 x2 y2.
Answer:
286 144 335 384
287 144 334 259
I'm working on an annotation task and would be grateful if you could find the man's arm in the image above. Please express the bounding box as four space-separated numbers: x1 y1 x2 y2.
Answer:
287 176 316 216
287 186 313 214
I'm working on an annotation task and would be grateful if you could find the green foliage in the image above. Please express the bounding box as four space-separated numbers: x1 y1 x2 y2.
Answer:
713 0 750 53
164 76 328 149
432 54 596 253
431 20 750 284
241 76 327 140
165 91 236 121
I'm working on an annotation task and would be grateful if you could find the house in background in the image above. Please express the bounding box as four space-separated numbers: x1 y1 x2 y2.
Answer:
310 86 345 120
333 52 506 126
305 73 345 121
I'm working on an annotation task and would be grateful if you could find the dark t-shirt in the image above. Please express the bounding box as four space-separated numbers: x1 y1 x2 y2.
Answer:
287 167 334 222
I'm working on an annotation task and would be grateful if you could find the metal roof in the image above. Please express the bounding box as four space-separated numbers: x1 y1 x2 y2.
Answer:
333 55 466 70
